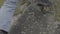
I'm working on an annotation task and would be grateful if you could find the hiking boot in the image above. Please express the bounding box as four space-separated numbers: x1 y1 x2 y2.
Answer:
0 30 8 34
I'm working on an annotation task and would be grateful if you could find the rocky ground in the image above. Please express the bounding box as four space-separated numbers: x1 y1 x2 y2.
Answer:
1 0 60 34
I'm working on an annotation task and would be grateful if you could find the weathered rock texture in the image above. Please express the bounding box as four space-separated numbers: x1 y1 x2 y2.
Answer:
8 0 56 34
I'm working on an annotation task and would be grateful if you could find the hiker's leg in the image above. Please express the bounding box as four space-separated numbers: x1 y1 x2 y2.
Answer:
0 0 18 32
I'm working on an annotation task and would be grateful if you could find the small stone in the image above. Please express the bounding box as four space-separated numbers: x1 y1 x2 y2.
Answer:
40 32 42 34
21 31 26 34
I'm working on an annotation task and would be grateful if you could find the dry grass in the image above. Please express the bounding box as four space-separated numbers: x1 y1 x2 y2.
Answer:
0 0 4 8
53 0 60 21
0 0 60 21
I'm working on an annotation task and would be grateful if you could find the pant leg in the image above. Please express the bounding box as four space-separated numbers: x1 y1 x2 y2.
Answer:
0 0 18 32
